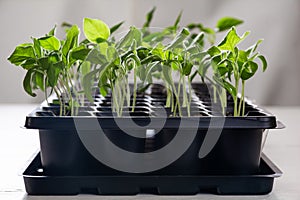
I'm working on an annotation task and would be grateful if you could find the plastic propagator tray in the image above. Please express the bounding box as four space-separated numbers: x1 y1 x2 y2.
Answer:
23 152 282 195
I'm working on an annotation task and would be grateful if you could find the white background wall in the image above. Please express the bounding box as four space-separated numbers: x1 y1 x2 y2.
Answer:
1 0 299 105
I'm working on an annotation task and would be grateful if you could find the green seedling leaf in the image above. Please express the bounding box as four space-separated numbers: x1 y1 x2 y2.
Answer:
246 39 263 56
186 23 199 30
201 27 215 35
187 23 216 44
238 50 248 62
162 12 183 37
99 86 108 97
207 46 221 57
188 32 204 49
211 54 222 66
47 25 57 36
137 47 150 59
218 27 250 52
165 28 190 50
217 66 229 76
223 80 237 97
62 25 80 64
151 43 165 59
258 55 267 72
190 51 208 61
20 59 36 70
80 61 91 76
86 48 107 65
187 23 214 34
170 61 180 71
33 71 45 91
107 46 119 64
214 76 237 97
23 69 36 97
144 62 160 83
241 61 258 80
98 42 109 57
143 31 167 44
38 57 50 70
185 46 200 55
162 66 173 87
83 62 110 102
98 71 109 91
137 83 151 93
124 53 140 70
70 45 91 61
33 38 42 58
38 36 61 51
110 21 124 34
136 64 146 81
117 26 142 49
141 54 161 65
49 54 60 63
18 43 33 47
61 22 73 28
83 69 98 102
173 11 183 31
83 18 110 43
143 7 156 28
8 45 36 66
216 17 243 32
237 49 249 69
183 62 193 76
79 39 90 45
47 61 63 87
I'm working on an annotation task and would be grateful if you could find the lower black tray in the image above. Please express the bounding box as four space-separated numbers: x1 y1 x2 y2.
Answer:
23 153 282 195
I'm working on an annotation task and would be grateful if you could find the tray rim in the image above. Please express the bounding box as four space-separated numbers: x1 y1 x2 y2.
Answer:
23 85 281 130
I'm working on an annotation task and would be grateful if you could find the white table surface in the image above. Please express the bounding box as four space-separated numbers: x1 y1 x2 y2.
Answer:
0 104 299 200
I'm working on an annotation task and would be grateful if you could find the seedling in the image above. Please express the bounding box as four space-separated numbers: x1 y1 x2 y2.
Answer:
8 8 267 118
207 27 267 116
8 25 87 116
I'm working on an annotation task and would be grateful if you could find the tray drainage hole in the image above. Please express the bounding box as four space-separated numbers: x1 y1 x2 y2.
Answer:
37 168 43 173
146 129 156 138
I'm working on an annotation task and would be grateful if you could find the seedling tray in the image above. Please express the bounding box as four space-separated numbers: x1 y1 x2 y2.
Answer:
26 83 277 130
24 83 282 176
23 152 281 195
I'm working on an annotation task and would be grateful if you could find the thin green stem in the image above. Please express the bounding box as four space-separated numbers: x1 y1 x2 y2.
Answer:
58 76 69 115
242 80 245 116
126 77 130 107
218 87 227 116
116 80 122 116
54 87 63 116
237 80 245 116
120 78 126 117
67 73 75 116
44 77 49 105
234 78 239 117
132 68 137 112
175 76 182 117
171 91 174 113
187 77 192 117
166 88 171 108
182 76 187 107
165 79 171 108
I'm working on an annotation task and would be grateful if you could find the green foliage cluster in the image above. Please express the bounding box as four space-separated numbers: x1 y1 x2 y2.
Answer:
8 8 267 117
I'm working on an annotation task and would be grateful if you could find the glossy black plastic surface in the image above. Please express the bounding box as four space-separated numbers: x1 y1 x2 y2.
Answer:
23 153 282 195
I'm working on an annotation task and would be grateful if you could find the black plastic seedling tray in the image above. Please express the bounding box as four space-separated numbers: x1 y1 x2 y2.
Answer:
23 152 282 195
24 83 282 177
